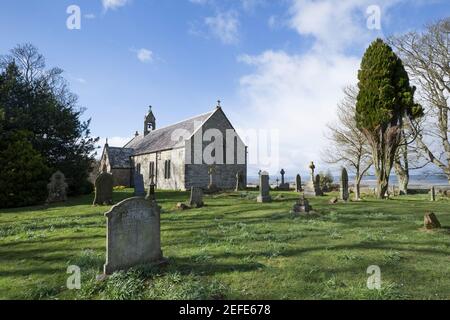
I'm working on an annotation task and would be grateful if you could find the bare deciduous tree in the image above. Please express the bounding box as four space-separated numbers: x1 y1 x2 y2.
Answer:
323 86 372 200
388 18 450 184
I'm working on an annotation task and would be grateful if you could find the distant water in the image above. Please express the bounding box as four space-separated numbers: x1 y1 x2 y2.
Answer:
247 174 449 188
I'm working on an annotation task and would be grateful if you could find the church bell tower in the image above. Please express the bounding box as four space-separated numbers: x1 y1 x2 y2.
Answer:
144 106 156 136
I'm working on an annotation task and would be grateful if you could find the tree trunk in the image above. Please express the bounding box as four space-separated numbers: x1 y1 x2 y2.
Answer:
354 176 362 201
394 131 409 195
395 165 409 195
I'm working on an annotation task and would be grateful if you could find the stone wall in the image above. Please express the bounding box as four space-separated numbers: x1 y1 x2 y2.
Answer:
185 108 247 190
132 148 185 190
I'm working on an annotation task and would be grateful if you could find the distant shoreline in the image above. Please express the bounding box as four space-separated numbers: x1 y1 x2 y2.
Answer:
247 174 449 188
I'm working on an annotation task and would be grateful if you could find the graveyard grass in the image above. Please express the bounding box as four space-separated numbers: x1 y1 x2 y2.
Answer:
0 190 449 300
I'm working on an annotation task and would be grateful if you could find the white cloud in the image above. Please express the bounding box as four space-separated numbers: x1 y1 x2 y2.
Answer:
102 0 131 11
233 0 407 174
205 11 240 45
237 51 359 174
135 48 153 63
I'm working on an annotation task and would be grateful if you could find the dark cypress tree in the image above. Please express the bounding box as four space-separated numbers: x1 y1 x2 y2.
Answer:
0 131 49 208
355 39 422 199
0 44 99 198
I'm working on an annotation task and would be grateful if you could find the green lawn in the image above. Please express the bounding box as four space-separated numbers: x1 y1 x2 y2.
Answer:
0 189 449 300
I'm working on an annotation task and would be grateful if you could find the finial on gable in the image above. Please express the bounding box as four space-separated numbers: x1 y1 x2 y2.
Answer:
216 100 221 109
135 131 139 137
105 138 109 146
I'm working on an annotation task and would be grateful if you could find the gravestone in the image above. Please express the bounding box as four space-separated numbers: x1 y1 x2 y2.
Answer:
257 171 272 203
295 174 302 192
189 187 204 208
329 197 338 204
292 194 312 214
235 171 244 191
304 162 322 196
93 172 114 206
46 171 68 204
207 166 219 194
134 172 145 197
424 212 441 229
104 197 165 275
145 175 156 201
430 186 436 202
278 169 290 190
340 167 349 201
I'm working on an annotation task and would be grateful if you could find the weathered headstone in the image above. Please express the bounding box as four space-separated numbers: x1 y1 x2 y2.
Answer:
104 197 165 275
189 187 204 208
93 172 114 205
340 167 349 201
329 197 338 204
176 202 190 210
46 171 68 204
295 174 302 192
292 194 312 214
207 165 219 194
430 186 436 202
145 175 156 201
235 171 244 191
257 171 272 203
424 212 441 229
315 174 324 196
134 172 145 197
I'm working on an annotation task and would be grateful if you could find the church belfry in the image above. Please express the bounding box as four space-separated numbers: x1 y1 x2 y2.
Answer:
144 106 156 136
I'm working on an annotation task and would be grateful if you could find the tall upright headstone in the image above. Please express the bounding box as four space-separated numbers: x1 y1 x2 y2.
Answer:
257 171 272 203
340 167 349 201
93 172 114 205
104 196 165 275
207 165 219 193
430 186 436 202
235 171 244 191
46 171 68 204
295 174 302 192
315 174 324 196
134 172 145 197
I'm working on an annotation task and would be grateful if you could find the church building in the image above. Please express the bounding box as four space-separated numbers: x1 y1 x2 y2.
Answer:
100 103 247 191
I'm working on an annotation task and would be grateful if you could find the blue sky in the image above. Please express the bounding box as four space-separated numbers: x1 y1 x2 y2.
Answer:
0 0 448 175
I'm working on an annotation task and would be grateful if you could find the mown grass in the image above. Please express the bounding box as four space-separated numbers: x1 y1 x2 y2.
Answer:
0 189 449 300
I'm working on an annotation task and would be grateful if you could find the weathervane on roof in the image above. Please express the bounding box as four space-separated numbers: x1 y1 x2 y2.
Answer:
217 100 221 109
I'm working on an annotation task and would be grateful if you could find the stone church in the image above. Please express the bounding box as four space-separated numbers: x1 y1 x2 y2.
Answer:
100 103 247 191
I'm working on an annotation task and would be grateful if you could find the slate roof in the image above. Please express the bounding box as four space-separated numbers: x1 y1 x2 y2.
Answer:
106 109 216 168
107 147 134 169
125 110 215 155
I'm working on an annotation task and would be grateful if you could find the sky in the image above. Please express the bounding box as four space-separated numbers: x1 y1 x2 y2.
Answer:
0 0 448 176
